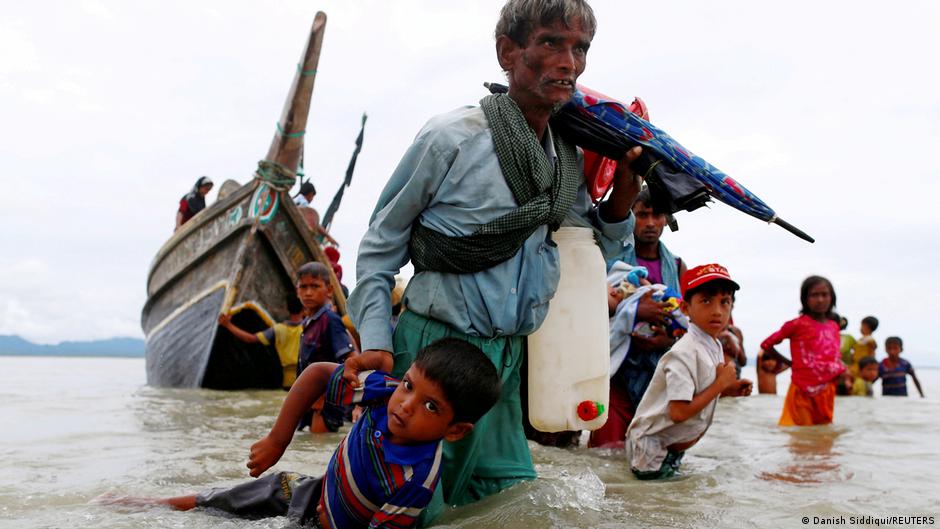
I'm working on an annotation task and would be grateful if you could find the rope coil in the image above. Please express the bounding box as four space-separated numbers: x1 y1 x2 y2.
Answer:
253 160 297 191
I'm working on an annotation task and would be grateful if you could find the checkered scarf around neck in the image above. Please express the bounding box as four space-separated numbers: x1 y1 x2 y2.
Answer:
409 93 582 274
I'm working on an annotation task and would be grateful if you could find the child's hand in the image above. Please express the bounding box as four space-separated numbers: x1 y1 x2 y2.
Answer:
722 378 753 397
247 435 289 478
218 313 232 328
715 361 737 391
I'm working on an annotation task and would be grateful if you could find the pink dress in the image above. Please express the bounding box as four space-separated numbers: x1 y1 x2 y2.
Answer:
761 315 845 396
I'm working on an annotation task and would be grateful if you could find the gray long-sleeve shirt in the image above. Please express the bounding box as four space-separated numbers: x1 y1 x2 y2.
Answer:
348 105 634 352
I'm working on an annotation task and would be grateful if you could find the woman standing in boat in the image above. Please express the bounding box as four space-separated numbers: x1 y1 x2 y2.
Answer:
175 176 213 231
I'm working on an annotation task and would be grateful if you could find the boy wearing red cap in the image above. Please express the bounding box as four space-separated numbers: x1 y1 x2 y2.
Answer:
626 264 752 479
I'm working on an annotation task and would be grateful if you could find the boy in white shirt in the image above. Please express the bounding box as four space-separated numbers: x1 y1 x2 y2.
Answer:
626 263 753 480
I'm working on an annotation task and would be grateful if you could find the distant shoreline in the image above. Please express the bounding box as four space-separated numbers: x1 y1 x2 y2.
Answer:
0 351 144 358
0 335 144 358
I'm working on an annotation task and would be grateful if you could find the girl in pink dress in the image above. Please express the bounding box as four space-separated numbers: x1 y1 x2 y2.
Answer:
760 276 845 425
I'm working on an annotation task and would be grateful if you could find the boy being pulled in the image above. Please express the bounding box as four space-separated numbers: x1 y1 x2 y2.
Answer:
112 338 500 529
626 264 752 480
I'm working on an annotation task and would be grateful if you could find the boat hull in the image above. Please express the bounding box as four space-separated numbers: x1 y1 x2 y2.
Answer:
142 12 338 390
142 181 327 389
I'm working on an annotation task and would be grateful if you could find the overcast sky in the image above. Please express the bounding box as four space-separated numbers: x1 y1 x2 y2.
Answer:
2 0 938 365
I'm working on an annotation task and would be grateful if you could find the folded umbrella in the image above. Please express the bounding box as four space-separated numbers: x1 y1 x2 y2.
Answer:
484 82 814 243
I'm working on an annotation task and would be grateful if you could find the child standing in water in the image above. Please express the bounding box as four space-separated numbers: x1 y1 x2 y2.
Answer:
626 264 752 479
851 316 879 376
879 336 925 398
760 276 845 426
851 357 879 396
756 348 791 395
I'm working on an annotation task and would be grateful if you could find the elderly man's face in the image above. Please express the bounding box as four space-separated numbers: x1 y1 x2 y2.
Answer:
500 18 591 113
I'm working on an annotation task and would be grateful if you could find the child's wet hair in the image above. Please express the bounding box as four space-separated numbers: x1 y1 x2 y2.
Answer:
799 275 837 321
885 336 903 349
684 279 738 303
862 316 880 332
296 261 331 284
412 338 502 424
858 356 878 370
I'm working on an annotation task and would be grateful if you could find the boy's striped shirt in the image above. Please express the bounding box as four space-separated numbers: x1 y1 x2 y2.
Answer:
322 366 442 529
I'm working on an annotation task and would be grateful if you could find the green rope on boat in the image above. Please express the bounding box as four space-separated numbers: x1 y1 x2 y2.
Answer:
296 63 318 77
276 122 306 138
255 160 297 190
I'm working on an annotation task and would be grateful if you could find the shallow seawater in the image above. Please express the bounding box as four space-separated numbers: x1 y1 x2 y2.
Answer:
2 357 939 529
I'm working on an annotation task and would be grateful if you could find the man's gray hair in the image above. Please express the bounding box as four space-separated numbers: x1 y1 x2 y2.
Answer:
296 261 331 284
495 0 597 45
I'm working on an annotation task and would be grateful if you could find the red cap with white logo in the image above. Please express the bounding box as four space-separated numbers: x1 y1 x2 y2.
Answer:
680 263 740 298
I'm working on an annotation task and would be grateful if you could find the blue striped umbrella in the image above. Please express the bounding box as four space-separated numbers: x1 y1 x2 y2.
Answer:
558 85 814 243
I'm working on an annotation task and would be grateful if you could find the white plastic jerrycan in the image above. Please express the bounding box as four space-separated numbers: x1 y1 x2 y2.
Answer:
527 227 609 432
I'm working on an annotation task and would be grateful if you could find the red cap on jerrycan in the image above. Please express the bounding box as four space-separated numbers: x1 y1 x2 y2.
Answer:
577 400 605 421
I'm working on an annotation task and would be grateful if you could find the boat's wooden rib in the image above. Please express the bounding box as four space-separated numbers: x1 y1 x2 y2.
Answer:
142 12 344 389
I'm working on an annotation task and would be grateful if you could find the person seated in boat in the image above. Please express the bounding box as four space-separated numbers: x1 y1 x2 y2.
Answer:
105 338 502 529
626 264 752 480
296 262 357 434
218 295 305 390
299 206 340 247
294 181 340 247
294 181 317 208
175 176 213 231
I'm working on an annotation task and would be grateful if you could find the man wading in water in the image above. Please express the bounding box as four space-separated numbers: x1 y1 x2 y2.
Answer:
346 0 644 523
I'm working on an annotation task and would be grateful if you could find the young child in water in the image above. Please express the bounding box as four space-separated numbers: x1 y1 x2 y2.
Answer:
106 338 501 529
626 264 752 480
760 276 845 426
838 316 856 366
756 348 791 395
851 356 879 396
879 336 925 398
851 316 879 376
219 295 305 390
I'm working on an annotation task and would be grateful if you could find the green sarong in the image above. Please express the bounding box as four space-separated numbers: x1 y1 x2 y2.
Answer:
392 310 536 524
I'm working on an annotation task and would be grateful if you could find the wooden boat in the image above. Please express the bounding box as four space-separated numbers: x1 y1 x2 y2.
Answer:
141 12 345 389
